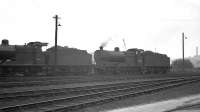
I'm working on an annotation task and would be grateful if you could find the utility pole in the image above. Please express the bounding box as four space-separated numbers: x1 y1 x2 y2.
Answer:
53 15 61 73
196 46 198 56
182 32 185 72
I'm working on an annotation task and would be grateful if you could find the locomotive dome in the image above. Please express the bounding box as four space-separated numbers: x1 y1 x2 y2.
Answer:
114 47 120 52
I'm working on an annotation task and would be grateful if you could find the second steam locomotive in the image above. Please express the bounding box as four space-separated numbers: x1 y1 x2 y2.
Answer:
94 46 170 74
0 39 170 75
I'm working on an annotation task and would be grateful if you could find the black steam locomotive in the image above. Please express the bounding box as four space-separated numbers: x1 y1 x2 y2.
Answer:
0 39 92 75
94 46 170 74
0 39 170 75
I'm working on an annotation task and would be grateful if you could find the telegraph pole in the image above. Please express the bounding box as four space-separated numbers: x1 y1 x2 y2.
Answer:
182 32 185 71
53 15 60 73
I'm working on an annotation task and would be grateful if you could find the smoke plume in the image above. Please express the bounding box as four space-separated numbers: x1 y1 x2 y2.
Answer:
100 37 112 47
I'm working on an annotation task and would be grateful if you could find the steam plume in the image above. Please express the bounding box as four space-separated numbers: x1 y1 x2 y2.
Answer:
100 37 112 47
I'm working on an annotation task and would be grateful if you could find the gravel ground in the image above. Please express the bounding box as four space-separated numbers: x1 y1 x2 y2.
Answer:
75 80 200 112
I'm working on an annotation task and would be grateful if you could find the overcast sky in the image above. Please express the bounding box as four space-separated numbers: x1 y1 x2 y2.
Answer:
1 0 200 59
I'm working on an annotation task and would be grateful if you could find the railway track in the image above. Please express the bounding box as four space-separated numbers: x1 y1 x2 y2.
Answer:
0 77 199 112
1 74 199 88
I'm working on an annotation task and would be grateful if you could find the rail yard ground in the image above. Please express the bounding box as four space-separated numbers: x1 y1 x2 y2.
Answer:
0 72 200 112
77 76 200 112
0 72 199 90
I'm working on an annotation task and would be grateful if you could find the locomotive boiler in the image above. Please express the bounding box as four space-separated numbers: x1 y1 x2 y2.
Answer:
0 39 48 75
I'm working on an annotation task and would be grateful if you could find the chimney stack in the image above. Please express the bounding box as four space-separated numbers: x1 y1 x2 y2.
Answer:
1 39 9 46
100 46 103 50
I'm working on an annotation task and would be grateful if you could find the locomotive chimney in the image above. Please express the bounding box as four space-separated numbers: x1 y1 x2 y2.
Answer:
114 47 120 52
100 46 103 50
1 39 9 46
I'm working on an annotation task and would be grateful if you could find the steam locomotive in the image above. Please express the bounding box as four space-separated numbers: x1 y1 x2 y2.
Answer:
94 46 170 74
0 39 92 75
0 39 170 75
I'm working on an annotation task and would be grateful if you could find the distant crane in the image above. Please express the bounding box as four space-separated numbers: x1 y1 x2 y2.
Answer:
122 38 127 50
196 46 199 56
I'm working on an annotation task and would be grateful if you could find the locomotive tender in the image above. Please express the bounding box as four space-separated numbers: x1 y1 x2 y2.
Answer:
0 39 170 75
45 46 92 74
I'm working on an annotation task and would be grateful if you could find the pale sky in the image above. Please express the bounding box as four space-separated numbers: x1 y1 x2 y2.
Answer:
1 0 200 59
